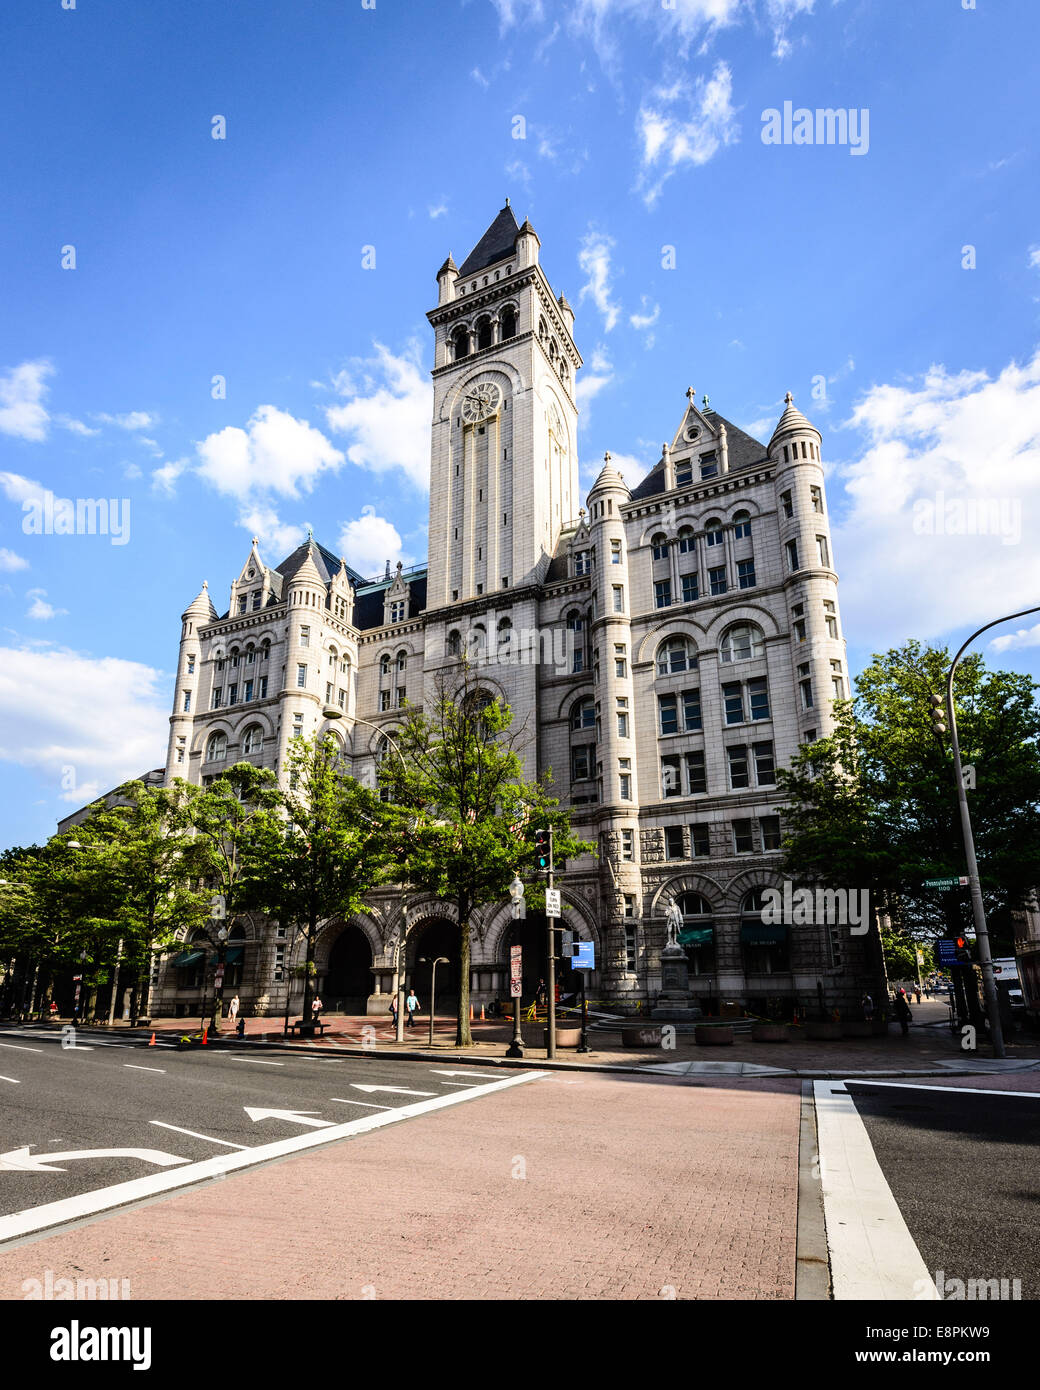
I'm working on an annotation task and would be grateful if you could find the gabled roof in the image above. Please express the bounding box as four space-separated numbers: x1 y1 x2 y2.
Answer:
628 413 770 502
275 541 365 589
457 205 521 278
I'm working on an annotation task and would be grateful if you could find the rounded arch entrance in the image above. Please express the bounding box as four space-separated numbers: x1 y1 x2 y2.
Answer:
502 911 584 1004
323 923 373 1014
407 915 460 1011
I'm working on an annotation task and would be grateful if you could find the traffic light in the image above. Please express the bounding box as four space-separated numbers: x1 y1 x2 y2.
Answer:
534 827 551 872
929 692 947 736
954 935 973 965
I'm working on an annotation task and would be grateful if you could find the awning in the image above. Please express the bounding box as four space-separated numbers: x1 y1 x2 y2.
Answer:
224 945 244 965
679 927 714 947
171 949 204 968
740 924 789 946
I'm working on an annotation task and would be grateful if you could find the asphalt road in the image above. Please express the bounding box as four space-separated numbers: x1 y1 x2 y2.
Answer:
0 1026 545 1241
846 1081 1040 1300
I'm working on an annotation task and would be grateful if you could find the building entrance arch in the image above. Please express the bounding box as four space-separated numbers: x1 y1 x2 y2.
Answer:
324 924 373 1014
407 917 460 1012
504 912 582 1003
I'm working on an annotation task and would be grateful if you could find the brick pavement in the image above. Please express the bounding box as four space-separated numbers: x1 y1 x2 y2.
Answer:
0 1072 800 1301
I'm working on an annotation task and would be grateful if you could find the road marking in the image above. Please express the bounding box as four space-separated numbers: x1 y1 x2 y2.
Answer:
0 1146 187 1174
847 1079 1040 1100
329 1097 392 1110
124 1064 165 1074
0 1070 547 1244
430 1068 502 1078
244 1107 334 1129
149 1122 248 1151
813 1081 938 1301
350 1084 435 1097
436 1081 478 1087
0 1042 42 1054
0 1075 20 1085
229 1057 284 1067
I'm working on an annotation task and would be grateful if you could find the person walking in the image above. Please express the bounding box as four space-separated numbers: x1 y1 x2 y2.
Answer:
311 995 323 1022
388 993 398 1029
227 994 240 1027
405 988 419 1029
893 989 913 1036
861 991 874 1022
914 986 922 1005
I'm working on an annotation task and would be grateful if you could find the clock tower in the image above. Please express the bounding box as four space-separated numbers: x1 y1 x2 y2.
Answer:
425 204 581 611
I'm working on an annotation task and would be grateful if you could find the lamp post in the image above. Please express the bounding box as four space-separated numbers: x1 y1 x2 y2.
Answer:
419 955 450 1047
940 604 1040 1060
506 874 525 1058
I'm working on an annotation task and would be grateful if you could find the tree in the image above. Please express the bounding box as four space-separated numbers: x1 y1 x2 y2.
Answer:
236 735 393 1026
380 664 593 1046
776 640 1040 975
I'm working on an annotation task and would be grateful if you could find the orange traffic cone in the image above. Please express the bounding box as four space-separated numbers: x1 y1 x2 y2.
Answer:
479 1004 485 1021
201 1026 208 1045
469 1004 473 1021
148 1032 156 1047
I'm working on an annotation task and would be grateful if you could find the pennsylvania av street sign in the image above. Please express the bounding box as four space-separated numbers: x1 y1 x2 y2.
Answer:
924 876 969 890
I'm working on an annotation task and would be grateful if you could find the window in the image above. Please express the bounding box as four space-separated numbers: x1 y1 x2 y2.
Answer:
684 750 707 794
680 572 698 603
658 694 679 736
206 732 227 763
781 490 793 519
720 623 764 663
678 526 695 555
175 735 186 765
292 713 305 738
390 600 405 623
211 688 222 710
760 815 782 851
618 758 632 800
722 682 745 724
689 824 710 858
244 679 254 701
182 690 191 712
615 644 627 679
654 579 672 609
611 540 622 565
447 630 461 657
816 535 830 567
258 675 268 698
616 698 629 739
700 453 718 479
748 677 770 721
571 698 595 731
571 745 594 781
811 485 824 513
227 683 238 704
785 539 800 572
187 655 195 674
832 675 845 700
300 626 310 647
242 726 263 756
737 559 756 590
727 745 750 788
732 819 755 853
246 647 255 665
804 728 816 743
709 566 727 596
733 511 751 540
237 595 247 615
675 461 693 487
824 600 838 639
651 533 669 560
575 550 590 576
656 636 695 676
753 741 776 785
742 888 790 971
665 826 684 860
379 690 391 712
296 664 306 688
677 892 715 973
705 519 723 547
620 830 635 862
380 653 391 678
612 586 624 613
395 687 406 707
661 754 682 797
624 920 637 971
793 618 806 643
798 663 814 709
681 688 702 732
623 894 636 919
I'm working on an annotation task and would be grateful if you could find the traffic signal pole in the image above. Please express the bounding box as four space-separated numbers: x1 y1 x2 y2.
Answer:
546 826 556 1061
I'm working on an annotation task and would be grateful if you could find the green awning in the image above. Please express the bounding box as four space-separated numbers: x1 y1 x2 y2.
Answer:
679 927 714 946
171 949 204 968
740 924 789 945
224 945 244 965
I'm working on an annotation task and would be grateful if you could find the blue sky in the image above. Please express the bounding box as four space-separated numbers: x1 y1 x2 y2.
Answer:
1 0 1039 849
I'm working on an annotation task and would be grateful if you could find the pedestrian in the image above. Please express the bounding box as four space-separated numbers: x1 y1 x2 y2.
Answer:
227 994 240 1027
914 986 921 1005
861 991 874 1022
405 988 419 1029
311 995 323 1022
48 999 58 1020
893 989 913 1036
389 993 398 1028
535 978 547 1008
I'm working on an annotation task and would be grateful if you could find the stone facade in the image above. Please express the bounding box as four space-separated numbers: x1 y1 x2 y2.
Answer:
149 204 879 1021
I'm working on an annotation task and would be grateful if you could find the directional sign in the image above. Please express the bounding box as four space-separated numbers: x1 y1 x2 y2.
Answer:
243 1107 334 1129
350 1084 436 1097
0 1146 186 1174
936 940 958 965
510 944 522 998
545 888 561 918
924 877 969 890
573 940 595 971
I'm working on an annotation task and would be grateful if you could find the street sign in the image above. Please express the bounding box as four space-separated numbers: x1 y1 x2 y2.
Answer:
573 940 595 970
545 888 561 918
510 944 522 997
214 966 225 988
937 939 958 964
924 877 969 890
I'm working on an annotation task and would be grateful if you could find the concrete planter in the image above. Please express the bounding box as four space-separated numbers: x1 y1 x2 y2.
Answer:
622 1025 663 1048
542 1026 582 1048
751 1022 791 1043
805 1021 842 1041
841 1020 873 1038
695 1024 734 1046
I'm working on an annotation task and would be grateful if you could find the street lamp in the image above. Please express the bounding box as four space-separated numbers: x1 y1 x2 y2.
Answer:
942 604 1040 1060
418 955 449 1047
506 875 525 1058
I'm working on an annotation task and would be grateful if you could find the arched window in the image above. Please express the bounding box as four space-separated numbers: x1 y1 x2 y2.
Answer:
225 923 247 988
206 732 227 763
396 649 407 674
566 608 586 673
741 888 790 973
245 644 255 665
230 646 241 668
447 629 462 657
380 653 391 679
501 306 517 340
452 326 470 360
328 645 338 670
733 509 752 540
571 698 595 731
566 608 584 633
719 622 764 663
548 338 558 363
656 636 697 676
651 533 669 561
496 617 512 655
677 526 695 554
476 317 492 351
538 316 548 342
260 641 270 662
242 725 263 756
469 624 486 657
676 892 715 975
704 518 724 548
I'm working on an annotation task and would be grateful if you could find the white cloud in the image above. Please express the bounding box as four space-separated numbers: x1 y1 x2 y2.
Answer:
197 405 344 500
26 589 67 621
576 346 615 420
637 63 739 206
0 359 53 441
505 158 533 192
629 298 660 332
58 416 100 437
490 0 545 30
764 0 816 59
0 469 48 511
428 203 448 219
0 548 28 572
93 410 157 431
1029 246 1040 270
325 341 432 490
0 643 169 803
338 507 405 576
471 67 490 89
577 231 621 332
832 351 1040 646
123 462 143 480
238 505 307 556
580 449 648 489
991 622 1040 653
152 457 189 496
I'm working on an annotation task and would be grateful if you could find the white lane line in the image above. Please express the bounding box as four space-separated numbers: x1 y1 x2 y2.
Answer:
0 1043 42 1053
814 1081 938 1301
436 1081 478 1087
0 1070 547 1245
228 1056 284 1067
0 1075 20 1084
124 1064 165 1074
149 1122 248 1151
329 1097 393 1110
846 1079 1040 1100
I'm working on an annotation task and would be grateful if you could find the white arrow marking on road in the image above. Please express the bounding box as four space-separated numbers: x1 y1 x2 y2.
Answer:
243 1107 334 1128
124 1064 165 1073
429 1069 502 1078
0 1042 42 1053
0 1075 20 1084
329 1097 392 1110
0 1147 186 1174
350 1084 436 1097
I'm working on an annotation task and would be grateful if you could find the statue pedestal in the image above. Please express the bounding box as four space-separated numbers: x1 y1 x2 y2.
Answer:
651 943 702 1021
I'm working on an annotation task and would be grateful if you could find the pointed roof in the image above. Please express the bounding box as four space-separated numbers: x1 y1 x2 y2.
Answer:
437 253 457 278
184 580 218 623
457 204 521 278
769 391 819 445
589 452 629 494
629 413 770 501
276 539 365 589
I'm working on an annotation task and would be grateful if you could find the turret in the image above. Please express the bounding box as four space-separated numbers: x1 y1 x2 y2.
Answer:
436 253 457 307
515 216 540 268
166 581 217 780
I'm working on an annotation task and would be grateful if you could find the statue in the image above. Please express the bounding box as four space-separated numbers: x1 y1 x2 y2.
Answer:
665 901 684 948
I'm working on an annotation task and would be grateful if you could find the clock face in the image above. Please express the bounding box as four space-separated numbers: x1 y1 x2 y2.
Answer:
461 381 502 423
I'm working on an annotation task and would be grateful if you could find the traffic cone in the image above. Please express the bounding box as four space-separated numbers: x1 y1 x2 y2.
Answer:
201 1026 208 1045
469 1004 473 1021
148 1032 156 1047
480 1004 485 1021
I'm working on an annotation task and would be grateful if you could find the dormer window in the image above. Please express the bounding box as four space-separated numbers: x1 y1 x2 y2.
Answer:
699 452 718 480
574 549 590 576
390 600 405 624
675 460 693 487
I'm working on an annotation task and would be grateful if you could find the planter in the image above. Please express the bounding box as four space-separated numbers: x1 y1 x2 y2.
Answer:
622 1025 663 1048
751 1023 791 1043
805 1021 842 1041
841 1020 873 1038
542 1026 582 1048
695 1024 734 1046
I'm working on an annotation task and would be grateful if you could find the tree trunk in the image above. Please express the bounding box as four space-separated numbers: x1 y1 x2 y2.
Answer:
456 901 472 1046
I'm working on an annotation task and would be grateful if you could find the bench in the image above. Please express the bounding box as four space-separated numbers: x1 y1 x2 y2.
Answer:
287 1018 329 1037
